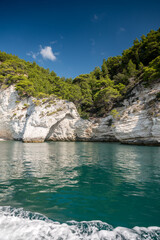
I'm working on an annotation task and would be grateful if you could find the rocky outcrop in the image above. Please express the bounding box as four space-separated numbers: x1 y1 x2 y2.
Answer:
114 82 160 145
0 86 79 142
0 82 160 145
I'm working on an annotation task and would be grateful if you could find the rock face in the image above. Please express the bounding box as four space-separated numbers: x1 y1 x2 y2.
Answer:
0 85 79 142
0 82 160 145
114 82 160 145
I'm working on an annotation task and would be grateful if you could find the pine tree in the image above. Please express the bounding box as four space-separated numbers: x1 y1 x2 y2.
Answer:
127 60 137 76
101 59 109 78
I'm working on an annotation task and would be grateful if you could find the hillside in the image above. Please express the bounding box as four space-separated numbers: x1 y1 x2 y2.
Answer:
0 28 160 119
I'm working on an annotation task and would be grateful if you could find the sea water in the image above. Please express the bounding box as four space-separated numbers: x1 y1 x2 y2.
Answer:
0 141 160 239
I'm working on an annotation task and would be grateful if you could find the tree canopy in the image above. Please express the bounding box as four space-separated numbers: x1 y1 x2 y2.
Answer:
0 28 160 118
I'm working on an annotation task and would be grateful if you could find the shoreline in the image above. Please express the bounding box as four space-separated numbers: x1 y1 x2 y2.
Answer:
0 138 160 146
0 138 6 141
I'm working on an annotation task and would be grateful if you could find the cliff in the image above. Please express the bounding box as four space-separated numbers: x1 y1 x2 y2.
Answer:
114 81 160 145
0 81 160 145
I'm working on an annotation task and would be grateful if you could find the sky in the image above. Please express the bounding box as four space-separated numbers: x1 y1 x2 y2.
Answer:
0 0 160 79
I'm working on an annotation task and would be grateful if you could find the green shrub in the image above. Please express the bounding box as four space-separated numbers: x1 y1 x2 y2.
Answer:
23 103 29 108
110 109 120 119
47 111 57 116
143 56 160 84
33 100 41 106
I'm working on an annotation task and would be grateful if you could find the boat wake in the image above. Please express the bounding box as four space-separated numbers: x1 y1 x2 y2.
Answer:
0 206 160 240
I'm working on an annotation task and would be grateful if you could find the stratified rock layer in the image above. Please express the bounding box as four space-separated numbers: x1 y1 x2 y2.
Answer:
0 82 160 145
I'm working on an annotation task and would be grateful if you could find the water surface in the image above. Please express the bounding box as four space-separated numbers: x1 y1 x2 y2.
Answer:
0 141 160 239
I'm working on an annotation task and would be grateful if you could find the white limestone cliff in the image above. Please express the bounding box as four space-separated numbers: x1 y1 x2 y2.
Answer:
114 82 160 145
0 82 160 145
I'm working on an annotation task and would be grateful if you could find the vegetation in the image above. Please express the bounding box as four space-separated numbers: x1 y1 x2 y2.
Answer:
0 28 160 118
110 109 120 119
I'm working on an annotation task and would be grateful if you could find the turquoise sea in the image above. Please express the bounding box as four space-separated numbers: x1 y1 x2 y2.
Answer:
0 141 160 239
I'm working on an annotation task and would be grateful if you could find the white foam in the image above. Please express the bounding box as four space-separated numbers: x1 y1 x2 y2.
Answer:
0 207 159 240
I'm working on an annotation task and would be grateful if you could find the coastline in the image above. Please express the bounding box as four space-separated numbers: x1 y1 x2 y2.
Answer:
1 137 160 146
0 82 160 146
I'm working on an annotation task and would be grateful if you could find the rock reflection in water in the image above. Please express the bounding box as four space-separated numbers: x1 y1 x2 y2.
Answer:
0 141 160 227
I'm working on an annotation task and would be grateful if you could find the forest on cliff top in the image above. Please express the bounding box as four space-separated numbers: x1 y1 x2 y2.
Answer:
0 28 160 118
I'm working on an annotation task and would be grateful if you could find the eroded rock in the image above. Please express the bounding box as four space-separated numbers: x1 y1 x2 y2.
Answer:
0 82 160 145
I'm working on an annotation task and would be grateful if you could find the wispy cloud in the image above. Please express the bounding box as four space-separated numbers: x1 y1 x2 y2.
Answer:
26 51 39 59
54 52 60 56
90 38 95 46
60 34 64 40
50 40 57 45
94 14 98 21
120 27 126 32
91 14 99 22
91 13 106 22
100 52 105 56
27 44 59 62
40 46 56 61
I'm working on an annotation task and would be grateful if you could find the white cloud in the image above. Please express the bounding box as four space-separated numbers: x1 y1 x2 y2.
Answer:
27 51 39 59
27 45 58 61
40 46 56 61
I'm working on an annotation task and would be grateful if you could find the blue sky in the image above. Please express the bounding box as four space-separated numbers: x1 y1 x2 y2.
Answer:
0 0 160 78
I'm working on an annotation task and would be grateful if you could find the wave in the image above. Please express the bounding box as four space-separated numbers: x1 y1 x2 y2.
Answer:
0 206 160 240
